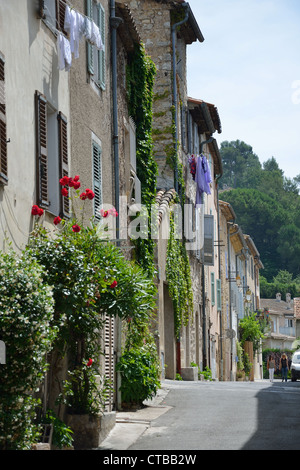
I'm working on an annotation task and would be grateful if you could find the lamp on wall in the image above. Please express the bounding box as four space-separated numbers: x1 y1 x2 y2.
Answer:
245 289 252 303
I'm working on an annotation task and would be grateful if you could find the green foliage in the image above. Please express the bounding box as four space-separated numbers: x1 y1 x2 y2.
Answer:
166 213 194 337
236 340 244 371
43 410 73 449
0 250 57 450
202 366 213 381
260 271 300 299
56 362 110 416
116 344 161 405
126 42 157 277
239 313 265 354
220 140 300 281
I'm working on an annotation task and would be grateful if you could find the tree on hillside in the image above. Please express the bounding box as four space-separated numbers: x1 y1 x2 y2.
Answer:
220 187 286 280
219 140 261 189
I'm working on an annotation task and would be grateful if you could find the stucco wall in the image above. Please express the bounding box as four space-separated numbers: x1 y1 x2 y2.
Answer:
0 0 70 252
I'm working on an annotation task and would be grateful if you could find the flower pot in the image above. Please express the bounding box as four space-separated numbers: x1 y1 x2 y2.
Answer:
66 414 101 450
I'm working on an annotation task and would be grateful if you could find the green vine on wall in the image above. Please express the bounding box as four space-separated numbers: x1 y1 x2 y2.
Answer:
166 213 194 337
126 43 157 277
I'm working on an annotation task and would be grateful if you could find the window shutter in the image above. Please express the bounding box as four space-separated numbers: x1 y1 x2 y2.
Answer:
35 91 49 207
203 214 214 265
86 0 94 75
211 272 215 306
93 141 102 220
56 0 67 34
97 2 106 90
0 56 7 184
216 279 221 311
104 314 115 412
58 112 69 217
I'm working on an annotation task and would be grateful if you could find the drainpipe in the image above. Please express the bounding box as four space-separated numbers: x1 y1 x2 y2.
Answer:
216 175 223 380
172 2 189 195
110 0 123 245
199 136 213 371
110 0 123 410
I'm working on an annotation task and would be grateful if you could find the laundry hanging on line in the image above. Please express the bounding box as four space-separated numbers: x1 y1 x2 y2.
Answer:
188 154 212 207
57 4 104 71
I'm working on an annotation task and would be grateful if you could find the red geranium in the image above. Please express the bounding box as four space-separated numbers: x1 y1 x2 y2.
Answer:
86 358 93 367
61 188 68 197
53 216 62 225
85 188 95 200
72 224 81 233
59 175 70 186
31 205 44 216
80 192 87 200
110 280 118 289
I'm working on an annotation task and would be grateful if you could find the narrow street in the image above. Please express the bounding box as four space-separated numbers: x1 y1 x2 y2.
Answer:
100 379 300 452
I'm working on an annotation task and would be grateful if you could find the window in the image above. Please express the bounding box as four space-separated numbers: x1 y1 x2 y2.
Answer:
40 0 67 34
92 140 102 221
211 272 215 306
87 0 105 90
35 91 69 217
203 214 214 265
0 54 7 185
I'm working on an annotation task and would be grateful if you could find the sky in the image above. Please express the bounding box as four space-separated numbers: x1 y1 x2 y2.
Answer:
186 0 300 179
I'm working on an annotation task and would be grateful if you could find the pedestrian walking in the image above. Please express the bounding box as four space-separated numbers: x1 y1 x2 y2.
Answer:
279 353 289 382
267 354 275 382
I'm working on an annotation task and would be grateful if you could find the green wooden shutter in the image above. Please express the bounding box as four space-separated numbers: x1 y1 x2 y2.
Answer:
86 0 94 75
216 279 221 311
0 55 8 185
93 142 102 220
211 272 215 306
97 3 105 90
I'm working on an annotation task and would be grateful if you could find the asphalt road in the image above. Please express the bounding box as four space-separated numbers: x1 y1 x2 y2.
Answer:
128 379 300 451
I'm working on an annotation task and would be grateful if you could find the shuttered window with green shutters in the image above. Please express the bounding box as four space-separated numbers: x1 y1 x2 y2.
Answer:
211 272 215 306
0 54 7 185
92 141 102 220
216 279 221 311
87 0 105 91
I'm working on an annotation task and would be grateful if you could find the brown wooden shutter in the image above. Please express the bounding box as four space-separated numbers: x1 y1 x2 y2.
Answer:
35 91 49 206
58 111 69 217
56 0 67 34
0 56 7 185
104 315 115 412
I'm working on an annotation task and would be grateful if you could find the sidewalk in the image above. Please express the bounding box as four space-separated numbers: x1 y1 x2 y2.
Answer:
97 383 172 450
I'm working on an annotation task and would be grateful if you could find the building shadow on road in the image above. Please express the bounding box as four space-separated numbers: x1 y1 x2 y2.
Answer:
241 380 300 450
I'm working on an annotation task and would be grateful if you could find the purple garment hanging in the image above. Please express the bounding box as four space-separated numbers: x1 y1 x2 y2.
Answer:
195 154 212 206
202 155 212 194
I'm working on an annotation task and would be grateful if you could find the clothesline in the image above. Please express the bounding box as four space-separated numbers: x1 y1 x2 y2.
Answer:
188 154 212 207
43 0 104 72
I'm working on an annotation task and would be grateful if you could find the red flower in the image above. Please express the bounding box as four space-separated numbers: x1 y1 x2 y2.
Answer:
100 209 109 217
110 280 118 289
86 358 93 367
72 224 81 233
59 175 69 186
61 188 68 197
53 216 62 225
80 192 87 200
73 181 81 189
73 175 80 182
31 205 43 216
85 188 95 200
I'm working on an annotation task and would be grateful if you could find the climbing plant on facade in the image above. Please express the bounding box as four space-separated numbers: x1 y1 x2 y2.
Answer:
166 213 194 337
126 42 157 277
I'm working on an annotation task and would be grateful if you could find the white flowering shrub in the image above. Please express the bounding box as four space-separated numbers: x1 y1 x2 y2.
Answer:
0 250 57 450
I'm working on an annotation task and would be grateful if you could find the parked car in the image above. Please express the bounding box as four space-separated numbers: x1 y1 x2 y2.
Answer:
291 351 300 382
